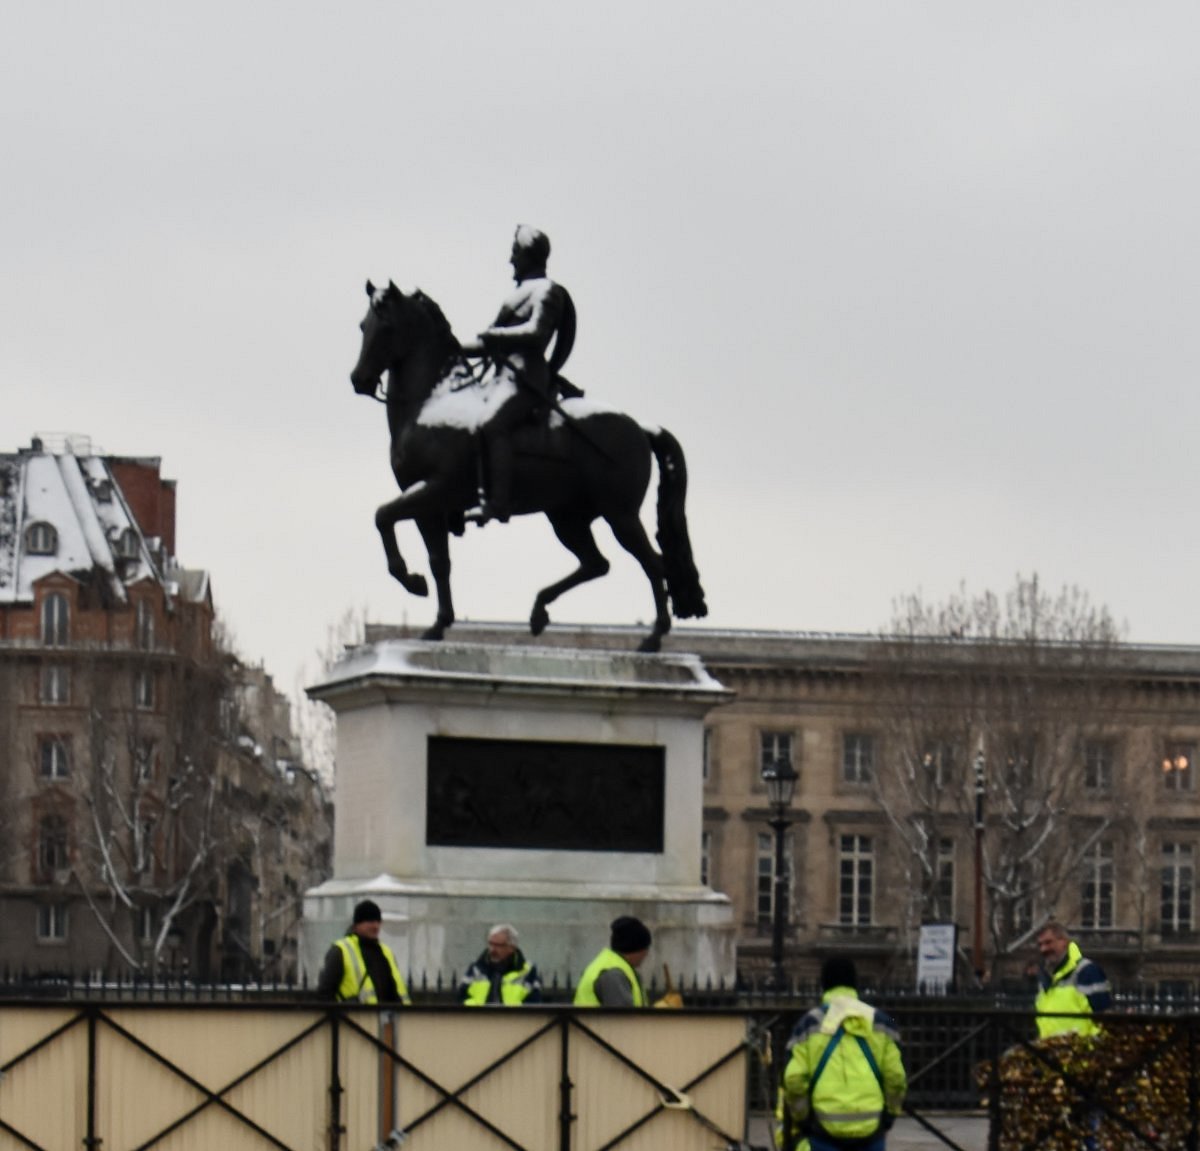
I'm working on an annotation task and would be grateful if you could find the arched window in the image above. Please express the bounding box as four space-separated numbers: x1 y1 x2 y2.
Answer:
38 814 70 876
116 527 140 559
41 593 69 647
25 522 57 555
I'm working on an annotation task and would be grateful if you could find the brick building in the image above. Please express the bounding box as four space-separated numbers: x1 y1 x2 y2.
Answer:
0 435 330 978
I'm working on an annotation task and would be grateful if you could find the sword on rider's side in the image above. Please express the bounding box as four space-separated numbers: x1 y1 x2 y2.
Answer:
476 353 616 465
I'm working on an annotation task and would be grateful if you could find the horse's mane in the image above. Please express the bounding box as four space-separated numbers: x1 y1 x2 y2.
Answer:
410 289 460 351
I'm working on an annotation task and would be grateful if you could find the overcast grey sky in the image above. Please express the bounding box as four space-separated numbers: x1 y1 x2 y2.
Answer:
4 2 1199 694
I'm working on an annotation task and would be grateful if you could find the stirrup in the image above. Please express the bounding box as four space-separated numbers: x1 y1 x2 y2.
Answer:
464 501 509 526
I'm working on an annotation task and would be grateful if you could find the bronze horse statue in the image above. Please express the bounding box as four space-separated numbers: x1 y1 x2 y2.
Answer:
349 281 707 652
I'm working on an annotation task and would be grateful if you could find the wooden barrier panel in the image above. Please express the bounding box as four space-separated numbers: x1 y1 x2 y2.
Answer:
0 1004 750 1151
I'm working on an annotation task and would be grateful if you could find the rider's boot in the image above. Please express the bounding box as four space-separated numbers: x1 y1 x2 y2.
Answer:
465 437 512 525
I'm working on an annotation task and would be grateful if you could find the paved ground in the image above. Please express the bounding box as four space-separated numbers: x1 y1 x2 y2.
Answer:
746 1112 988 1150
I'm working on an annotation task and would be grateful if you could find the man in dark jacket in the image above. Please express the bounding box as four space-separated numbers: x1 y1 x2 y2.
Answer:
458 923 543 1006
574 916 652 1007
316 899 411 1004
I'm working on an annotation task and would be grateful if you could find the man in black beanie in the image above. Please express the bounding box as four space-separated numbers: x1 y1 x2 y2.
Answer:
573 915 652 1007
316 899 411 1004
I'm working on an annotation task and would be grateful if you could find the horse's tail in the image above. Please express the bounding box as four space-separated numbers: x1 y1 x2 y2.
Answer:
647 427 708 620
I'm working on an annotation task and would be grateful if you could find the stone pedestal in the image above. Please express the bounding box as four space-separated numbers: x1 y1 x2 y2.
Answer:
301 638 735 988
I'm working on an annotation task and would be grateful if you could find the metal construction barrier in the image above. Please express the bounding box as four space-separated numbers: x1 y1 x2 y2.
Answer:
0 1002 752 1151
6 997 1199 1151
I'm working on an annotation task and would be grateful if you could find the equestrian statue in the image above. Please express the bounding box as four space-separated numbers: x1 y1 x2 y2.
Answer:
349 225 707 653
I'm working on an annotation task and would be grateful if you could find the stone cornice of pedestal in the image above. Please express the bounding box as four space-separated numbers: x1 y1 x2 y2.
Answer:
306 873 733 905
307 638 734 716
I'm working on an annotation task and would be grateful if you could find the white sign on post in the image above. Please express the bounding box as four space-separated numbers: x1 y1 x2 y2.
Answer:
916 923 957 994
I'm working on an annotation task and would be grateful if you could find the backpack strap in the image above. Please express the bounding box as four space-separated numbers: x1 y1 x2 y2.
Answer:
809 1027 886 1099
853 1034 885 1093
809 1025 845 1097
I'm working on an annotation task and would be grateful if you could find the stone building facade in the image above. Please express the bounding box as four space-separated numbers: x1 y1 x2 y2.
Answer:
0 435 330 979
371 621 1200 991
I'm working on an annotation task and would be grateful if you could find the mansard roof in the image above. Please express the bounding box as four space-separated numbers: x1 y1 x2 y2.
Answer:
0 436 204 608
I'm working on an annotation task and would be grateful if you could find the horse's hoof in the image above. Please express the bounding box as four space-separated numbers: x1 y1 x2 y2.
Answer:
637 634 662 654
401 573 429 597
530 605 549 636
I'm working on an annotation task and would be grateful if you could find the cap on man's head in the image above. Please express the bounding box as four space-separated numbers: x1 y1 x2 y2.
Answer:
821 956 858 991
513 224 551 265
353 899 382 925
610 916 652 955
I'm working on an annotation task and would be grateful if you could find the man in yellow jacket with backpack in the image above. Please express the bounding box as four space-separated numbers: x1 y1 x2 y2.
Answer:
778 957 906 1151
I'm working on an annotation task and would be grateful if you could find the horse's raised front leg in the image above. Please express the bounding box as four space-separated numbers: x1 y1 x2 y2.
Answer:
416 515 454 641
374 481 435 598
604 511 670 653
531 511 611 637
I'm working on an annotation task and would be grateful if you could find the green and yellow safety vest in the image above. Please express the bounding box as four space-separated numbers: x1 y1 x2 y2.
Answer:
1035 941 1104 1038
464 961 538 1006
573 948 645 1007
334 934 411 1005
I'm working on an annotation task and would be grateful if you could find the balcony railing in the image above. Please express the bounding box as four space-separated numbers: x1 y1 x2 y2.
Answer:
814 922 899 950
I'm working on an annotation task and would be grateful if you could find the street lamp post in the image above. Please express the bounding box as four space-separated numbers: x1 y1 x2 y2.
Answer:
972 746 986 983
762 758 799 992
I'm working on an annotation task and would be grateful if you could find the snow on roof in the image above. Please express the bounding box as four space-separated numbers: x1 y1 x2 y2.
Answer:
0 440 192 606
172 568 211 604
0 457 19 592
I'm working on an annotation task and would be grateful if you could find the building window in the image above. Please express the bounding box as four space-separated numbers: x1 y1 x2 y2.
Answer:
39 664 70 705
116 527 140 559
921 741 954 789
838 834 874 925
1163 743 1195 792
138 906 156 944
1081 841 1115 929
931 837 955 921
702 728 712 783
756 830 793 929
135 739 157 783
1162 842 1194 935
37 903 68 942
135 669 155 710
136 816 158 874
26 522 58 555
135 600 155 650
39 735 70 779
760 731 793 777
1005 736 1037 789
38 814 70 877
842 733 875 785
41 593 69 647
701 829 712 886
1083 739 1114 792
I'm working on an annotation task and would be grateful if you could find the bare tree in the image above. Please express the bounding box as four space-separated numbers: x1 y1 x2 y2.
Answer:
870 574 1127 980
291 605 366 789
71 650 225 975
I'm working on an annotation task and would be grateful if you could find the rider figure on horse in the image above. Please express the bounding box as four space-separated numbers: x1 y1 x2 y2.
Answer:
462 224 576 525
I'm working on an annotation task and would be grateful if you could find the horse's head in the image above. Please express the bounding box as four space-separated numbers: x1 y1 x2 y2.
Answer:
350 279 406 396
350 280 459 401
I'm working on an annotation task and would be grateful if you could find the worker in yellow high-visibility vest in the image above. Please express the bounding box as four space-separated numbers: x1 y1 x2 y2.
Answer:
458 923 543 1006
1034 920 1111 1038
574 917 651 1007
316 900 411 1005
